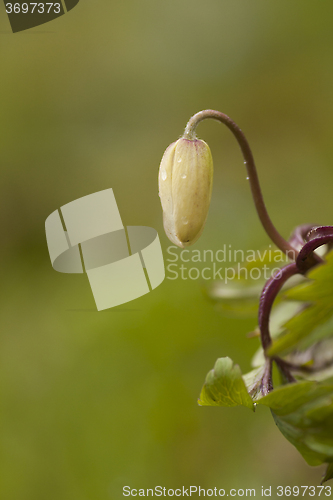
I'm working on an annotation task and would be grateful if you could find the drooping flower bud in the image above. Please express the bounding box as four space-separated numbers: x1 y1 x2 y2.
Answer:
158 137 213 248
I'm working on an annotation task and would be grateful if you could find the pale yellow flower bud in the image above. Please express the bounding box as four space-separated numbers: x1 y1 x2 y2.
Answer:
158 137 213 248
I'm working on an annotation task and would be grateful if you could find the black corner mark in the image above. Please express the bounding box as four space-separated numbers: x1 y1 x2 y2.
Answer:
3 0 80 33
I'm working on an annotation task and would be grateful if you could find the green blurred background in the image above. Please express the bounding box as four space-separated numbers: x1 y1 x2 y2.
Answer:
1 1 333 498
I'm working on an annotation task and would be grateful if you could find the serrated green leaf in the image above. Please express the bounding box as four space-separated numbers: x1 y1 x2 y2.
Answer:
257 381 316 413
297 313 333 352
269 251 333 356
198 357 254 410
286 251 333 302
258 381 333 466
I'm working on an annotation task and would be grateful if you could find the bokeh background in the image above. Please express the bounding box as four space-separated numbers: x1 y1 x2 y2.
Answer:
1 1 333 498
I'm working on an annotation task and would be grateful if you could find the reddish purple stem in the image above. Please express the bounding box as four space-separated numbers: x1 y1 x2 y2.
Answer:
297 226 333 272
257 225 333 392
258 263 300 351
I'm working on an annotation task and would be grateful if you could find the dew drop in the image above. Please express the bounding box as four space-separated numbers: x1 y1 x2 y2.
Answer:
161 169 167 181
181 173 187 179
246 176 249 180
181 216 188 225
177 158 182 163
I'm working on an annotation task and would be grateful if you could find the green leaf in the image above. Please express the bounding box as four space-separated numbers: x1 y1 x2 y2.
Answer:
257 381 333 466
298 313 333 352
198 357 254 410
269 250 333 356
322 463 333 484
257 381 320 413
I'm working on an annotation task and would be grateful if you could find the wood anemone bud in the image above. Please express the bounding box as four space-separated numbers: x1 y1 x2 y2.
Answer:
158 137 213 248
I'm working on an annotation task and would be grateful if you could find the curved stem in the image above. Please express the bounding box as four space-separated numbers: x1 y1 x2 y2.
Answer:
184 110 298 258
296 229 333 272
306 225 333 240
288 224 318 252
258 263 300 351
257 227 333 387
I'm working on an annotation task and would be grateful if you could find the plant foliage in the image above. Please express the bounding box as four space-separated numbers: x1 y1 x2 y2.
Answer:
200 250 333 483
